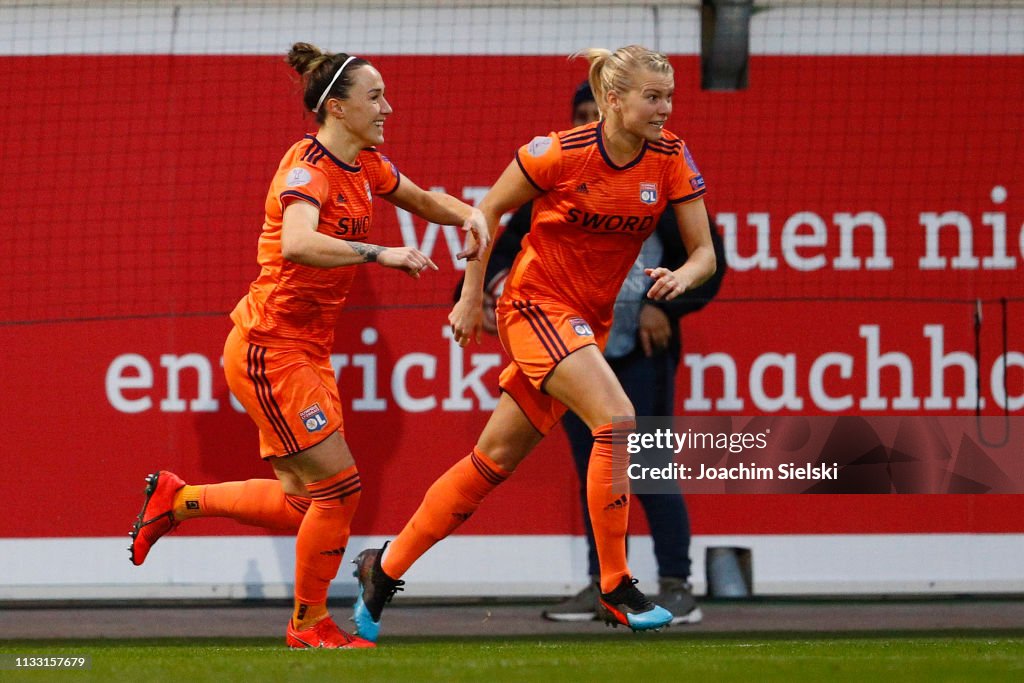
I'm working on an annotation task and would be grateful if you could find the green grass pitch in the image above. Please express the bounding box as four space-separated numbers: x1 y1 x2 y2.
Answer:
3 633 1023 682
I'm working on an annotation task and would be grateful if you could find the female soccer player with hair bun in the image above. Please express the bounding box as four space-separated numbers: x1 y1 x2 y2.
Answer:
128 42 488 649
353 44 715 639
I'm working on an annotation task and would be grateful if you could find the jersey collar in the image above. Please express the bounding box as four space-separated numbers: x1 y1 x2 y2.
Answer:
595 120 648 171
305 134 362 173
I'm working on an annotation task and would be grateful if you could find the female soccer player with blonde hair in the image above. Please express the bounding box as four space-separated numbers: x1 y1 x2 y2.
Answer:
353 45 715 639
129 42 488 649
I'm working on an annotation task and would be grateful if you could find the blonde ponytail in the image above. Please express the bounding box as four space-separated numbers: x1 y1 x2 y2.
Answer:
572 45 673 118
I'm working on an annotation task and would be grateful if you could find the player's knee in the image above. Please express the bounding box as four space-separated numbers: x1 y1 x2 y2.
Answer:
278 477 307 497
614 399 636 421
593 399 635 428
474 441 523 474
615 416 637 432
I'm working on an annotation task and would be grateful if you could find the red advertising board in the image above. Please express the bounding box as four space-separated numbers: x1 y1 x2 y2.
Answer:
1 55 1022 540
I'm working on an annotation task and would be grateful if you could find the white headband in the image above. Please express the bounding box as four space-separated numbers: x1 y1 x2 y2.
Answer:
312 55 357 113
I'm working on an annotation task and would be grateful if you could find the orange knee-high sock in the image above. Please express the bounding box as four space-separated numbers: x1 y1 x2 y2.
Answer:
292 466 361 628
382 447 510 580
588 423 634 593
172 480 308 531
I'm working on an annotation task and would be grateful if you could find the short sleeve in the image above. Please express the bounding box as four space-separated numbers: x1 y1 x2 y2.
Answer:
278 164 330 210
368 152 401 196
666 141 707 204
514 133 562 193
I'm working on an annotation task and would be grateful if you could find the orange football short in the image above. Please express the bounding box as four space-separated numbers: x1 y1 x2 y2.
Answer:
495 298 607 434
223 326 344 459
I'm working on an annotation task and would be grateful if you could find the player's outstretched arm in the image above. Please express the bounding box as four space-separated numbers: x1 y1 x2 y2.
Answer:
280 200 436 276
448 160 540 347
384 173 489 261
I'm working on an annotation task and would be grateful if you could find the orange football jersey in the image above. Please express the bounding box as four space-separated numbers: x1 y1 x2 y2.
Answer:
504 120 706 330
230 135 400 352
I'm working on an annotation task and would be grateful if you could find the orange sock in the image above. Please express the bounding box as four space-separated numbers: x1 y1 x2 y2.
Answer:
588 423 633 593
172 480 308 531
381 448 509 580
292 466 361 629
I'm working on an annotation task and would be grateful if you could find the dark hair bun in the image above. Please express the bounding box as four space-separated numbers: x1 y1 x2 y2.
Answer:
287 42 327 76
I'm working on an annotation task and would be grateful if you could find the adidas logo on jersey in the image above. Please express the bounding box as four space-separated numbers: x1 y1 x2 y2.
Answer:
336 193 346 203
575 183 589 194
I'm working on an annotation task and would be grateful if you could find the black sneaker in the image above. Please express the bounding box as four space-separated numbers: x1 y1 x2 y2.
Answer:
542 577 599 622
597 576 673 631
351 542 404 642
657 577 703 625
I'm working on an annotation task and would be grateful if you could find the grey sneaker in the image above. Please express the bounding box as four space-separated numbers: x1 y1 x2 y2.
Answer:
542 577 599 622
657 577 703 625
